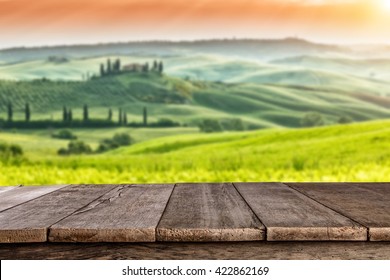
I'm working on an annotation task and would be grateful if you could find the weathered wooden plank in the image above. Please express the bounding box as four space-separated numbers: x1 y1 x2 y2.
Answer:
0 185 68 212
235 182 367 241
157 183 265 242
0 184 118 243
1 242 390 260
0 186 20 195
49 184 174 242
286 183 390 241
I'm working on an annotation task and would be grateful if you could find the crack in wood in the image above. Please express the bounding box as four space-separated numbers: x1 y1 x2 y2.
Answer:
73 185 127 215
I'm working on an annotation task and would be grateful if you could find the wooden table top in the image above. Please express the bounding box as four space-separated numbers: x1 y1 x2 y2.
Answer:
0 183 389 243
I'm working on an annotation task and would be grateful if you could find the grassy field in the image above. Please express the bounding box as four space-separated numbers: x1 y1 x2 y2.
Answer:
1 119 389 185
0 126 198 160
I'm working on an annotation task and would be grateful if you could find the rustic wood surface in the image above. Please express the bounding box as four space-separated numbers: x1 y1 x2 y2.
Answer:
0 183 389 245
0 185 68 212
0 186 20 194
234 183 367 241
1 242 389 260
157 183 265 242
286 183 390 241
49 184 174 242
0 184 118 243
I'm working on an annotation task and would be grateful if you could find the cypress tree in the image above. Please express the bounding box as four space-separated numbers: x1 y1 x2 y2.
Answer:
100 63 105 77
123 112 127 125
119 108 122 125
143 63 149 72
143 107 147 126
68 109 73 122
25 103 31 122
108 108 112 121
158 61 163 73
114 58 121 72
7 102 13 122
112 60 117 72
153 60 158 71
107 59 112 74
83 104 89 121
63 106 68 122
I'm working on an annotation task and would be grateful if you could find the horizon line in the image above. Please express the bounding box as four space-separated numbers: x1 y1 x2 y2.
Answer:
1 36 390 52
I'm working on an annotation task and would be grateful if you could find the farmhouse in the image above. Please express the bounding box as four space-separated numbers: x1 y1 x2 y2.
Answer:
122 63 144 72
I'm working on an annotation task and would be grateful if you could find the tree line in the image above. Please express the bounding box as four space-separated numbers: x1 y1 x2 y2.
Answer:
99 58 164 77
5 102 30 123
4 103 148 124
1 103 180 129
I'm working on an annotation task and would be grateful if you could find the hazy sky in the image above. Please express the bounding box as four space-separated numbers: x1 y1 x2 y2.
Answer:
1 0 390 49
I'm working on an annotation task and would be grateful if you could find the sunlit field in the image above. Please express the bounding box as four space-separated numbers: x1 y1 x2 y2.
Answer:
1 120 389 185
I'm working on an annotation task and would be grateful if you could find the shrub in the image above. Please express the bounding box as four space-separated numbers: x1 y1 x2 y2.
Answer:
113 133 133 146
150 118 180 127
221 118 245 131
68 141 92 154
48 56 68 63
198 119 223 133
58 141 92 155
338 116 353 124
57 148 69 156
300 112 325 127
0 142 24 162
292 156 305 171
9 145 23 156
96 133 133 153
96 143 111 153
52 129 77 140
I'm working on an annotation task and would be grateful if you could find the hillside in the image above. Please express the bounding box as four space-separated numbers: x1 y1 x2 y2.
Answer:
2 53 390 100
1 72 390 127
105 119 390 181
0 72 196 119
272 55 390 81
110 120 390 171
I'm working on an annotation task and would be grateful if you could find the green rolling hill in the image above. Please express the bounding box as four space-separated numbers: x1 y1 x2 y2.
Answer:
0 71 389 128
109 119 390 171
0 38 390 128
272 55 390 81
0 54 279 82
1 119 389 184
1 53 389 98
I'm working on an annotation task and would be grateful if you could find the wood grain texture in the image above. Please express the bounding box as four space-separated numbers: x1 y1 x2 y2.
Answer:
235 183 367 241
0 184 117 243
286 183 390 241
49 184 174 242
157 183 265 242
1 242 389 260
0 186 20 195
0 185 68 212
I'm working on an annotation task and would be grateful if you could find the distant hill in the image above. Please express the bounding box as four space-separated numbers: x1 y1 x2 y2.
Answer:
272 55 390 81
2 54 390 97
0 72 389 128
2 38 387 65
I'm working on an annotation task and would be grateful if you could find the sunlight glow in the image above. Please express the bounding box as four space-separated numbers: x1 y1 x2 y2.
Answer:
382 0 390 9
